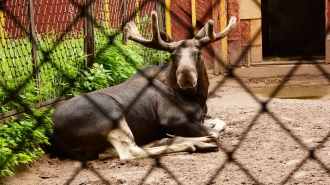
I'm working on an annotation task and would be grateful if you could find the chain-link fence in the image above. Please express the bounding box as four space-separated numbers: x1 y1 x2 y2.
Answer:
0 0 165 121
1 0 330 184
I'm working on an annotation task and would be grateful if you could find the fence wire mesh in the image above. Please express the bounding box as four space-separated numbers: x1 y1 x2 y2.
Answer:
0 0 330 184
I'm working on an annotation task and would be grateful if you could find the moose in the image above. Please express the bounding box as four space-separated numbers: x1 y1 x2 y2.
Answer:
50 11 236 160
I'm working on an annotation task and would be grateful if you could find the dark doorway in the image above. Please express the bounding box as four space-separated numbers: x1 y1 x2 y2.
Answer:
262 0 325 59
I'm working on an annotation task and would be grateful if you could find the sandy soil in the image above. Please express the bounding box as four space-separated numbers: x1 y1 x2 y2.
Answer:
2 73 330 185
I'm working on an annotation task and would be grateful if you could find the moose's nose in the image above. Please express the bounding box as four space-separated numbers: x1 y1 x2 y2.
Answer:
177 80 197 89
176 68 198 89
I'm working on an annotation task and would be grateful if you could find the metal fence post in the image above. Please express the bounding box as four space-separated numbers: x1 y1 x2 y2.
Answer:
155 0 165 65
28 0 41 106
155 0 164 31
122 0 127 45
84 0 95 68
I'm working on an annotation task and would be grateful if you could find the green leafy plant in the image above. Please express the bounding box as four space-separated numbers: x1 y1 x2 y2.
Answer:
0 22 170 113
0 30 88 113
95 40 143 85
0 108 54 178
80 63 113 91
0 23 169 180
126 14 170 66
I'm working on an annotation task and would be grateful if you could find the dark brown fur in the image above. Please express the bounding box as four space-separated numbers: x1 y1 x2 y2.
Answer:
50 48 210 159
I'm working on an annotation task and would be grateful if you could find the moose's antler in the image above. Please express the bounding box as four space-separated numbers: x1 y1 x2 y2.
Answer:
124 11 180 52
196 16 237 48
125 11 236 51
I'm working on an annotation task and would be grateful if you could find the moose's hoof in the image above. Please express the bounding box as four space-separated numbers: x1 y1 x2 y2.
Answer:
213 119 226 132
181 142 196 152
195 142 219 151
99 154 112 161
205 118 226 132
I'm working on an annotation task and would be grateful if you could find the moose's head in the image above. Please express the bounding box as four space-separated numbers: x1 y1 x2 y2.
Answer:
125 11 236 93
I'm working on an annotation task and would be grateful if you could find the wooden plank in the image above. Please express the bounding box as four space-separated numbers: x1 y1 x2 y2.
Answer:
212 0 221 75
84 0 95 68
122 0 127 44
240 19 250 67
165 0 171 38
196 0 213 69
155 0 164 30
28 0 41 106
220 0 228 74
0 109 23 120
191 0 196 36
196 0 213 26
104 0 110 28
7 96 67 118
0 98 68 125
250 18 262 62
135 0 140 28
239 0 261 20
171 0 193 41
250 46 262 63
240 20 250 45
233 64 330 78
0 6 4 44
0 96 69 125
326 0 330 64
227 0 243 67
213 0 226 75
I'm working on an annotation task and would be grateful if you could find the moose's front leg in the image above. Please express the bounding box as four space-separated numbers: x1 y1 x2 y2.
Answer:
161 116 226 138
158 117 226 151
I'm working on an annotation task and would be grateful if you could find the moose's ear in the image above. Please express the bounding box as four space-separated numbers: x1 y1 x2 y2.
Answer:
159 30 173 43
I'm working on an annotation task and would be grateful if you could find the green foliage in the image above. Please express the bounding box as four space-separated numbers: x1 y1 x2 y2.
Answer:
0 79 41 113
37 30 87 99
0 108 54 178
95 40 143 85
126 14 170 66
0 15 170 112
0 30 147 179
0 18 171 179
0 31 87 113
80 63 113 91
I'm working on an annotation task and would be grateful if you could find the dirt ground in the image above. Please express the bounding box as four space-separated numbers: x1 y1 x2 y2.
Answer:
2 73 330 185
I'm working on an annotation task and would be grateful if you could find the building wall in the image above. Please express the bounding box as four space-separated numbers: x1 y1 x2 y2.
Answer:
239 0 262 64
168 0 261 68
170 0 214 69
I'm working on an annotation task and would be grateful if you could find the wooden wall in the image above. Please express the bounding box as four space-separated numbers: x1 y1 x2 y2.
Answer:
170 0 214 69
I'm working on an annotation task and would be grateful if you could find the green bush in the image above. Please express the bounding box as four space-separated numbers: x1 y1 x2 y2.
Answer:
0 17 171 113
0 20 170 180
0 31 87 113
120 14 170 66
0 108 54 178
95 40 143 85
80 63 113 91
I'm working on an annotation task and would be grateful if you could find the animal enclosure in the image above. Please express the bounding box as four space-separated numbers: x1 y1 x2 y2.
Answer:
1 0 330 184
0 0 163 120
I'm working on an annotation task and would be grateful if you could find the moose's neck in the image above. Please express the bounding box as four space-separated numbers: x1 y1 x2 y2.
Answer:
194 61 209 108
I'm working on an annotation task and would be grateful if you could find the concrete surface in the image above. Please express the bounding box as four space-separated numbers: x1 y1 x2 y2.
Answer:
232 64 330 78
